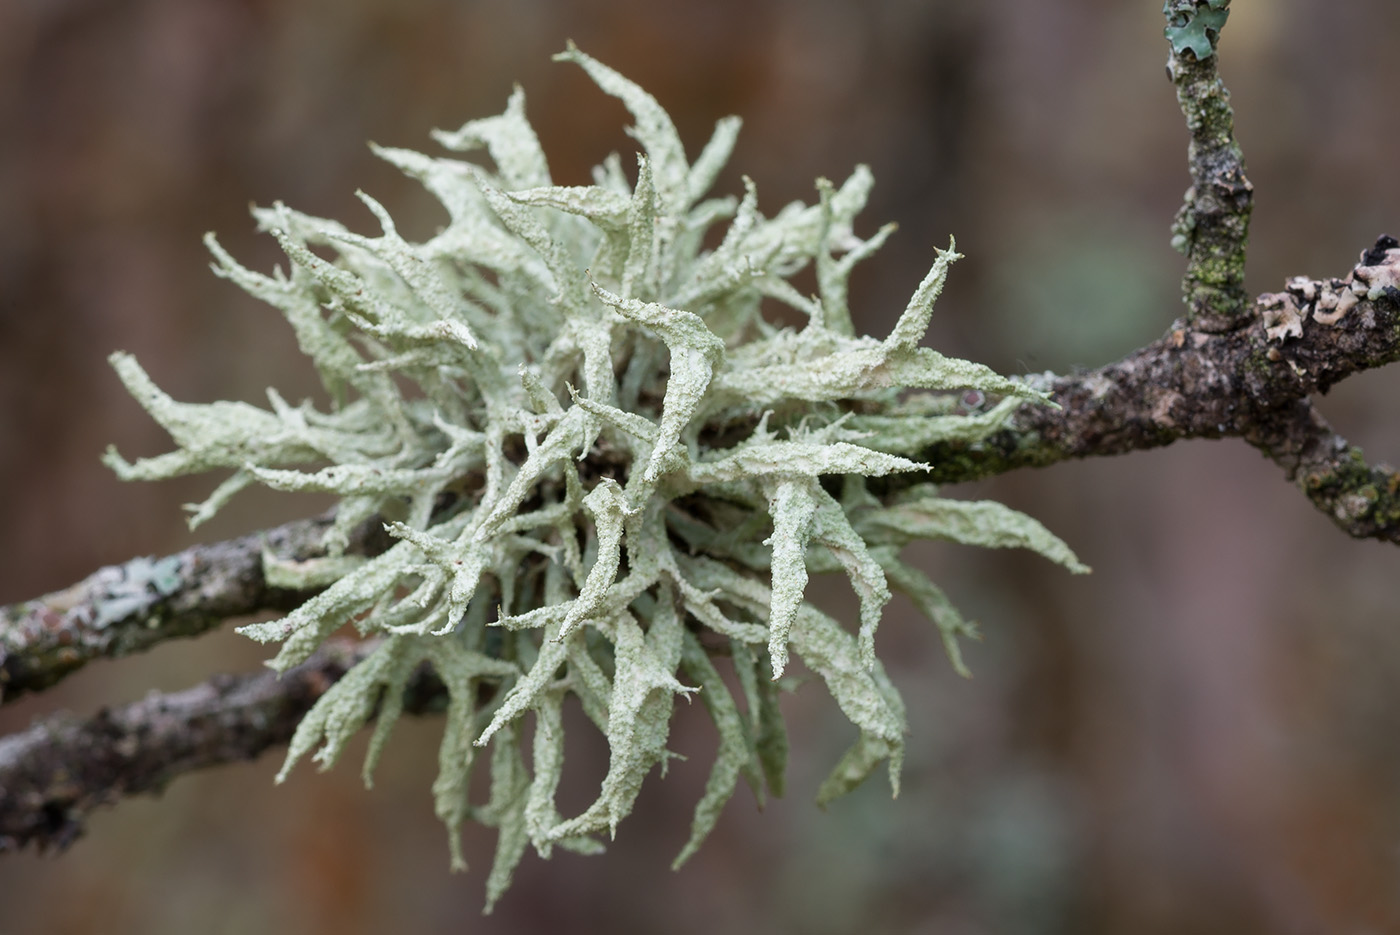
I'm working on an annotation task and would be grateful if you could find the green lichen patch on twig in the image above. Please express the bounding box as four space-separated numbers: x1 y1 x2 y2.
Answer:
1164 0 1229 61
1164 0 1253 332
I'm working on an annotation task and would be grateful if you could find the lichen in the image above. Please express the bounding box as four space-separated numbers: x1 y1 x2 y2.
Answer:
1164 0 1230 61
90 555 184 629
104 45 1086 909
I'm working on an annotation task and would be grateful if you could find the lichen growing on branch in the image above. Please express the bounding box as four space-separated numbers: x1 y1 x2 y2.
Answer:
104 44 1086 908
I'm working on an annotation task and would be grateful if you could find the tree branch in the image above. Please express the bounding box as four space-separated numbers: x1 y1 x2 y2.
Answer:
0 514 391 705
1248 399 1400 542
4 247 1398 709
918 240 1400 541
0 638 445 853
14 252 1396 837
1164 0 1254 332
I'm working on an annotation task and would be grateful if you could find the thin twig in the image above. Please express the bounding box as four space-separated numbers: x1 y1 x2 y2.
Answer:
5 249 1399 705
1245 401 1400 543
916 240 1400 541
0 513 391 705
1164 0 1254 331
0 638 444 853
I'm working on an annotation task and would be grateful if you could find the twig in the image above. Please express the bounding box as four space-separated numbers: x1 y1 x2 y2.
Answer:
0 638 444 853
1164 0 1254 331
0 513 391 705
6 248 1399 702
1247 401 1400 542
916 239 1400 541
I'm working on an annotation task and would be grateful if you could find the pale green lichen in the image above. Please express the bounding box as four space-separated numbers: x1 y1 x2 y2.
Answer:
90 555 184 628
104 44 1086 910
1164 0 1230 61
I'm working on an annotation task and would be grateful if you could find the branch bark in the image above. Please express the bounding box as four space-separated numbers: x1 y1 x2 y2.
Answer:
4 246 1396 847
0 638 444 853
54 257 1390 694
919 242 1400 540
0 513 392 705
1164 0 1254 331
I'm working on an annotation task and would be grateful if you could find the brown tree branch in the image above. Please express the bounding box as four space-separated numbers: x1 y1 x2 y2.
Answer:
0 513 391 705
1247 400 1400 543
920 238 1400 541
9 257 1397 846
0 638 445 853
3 245 1398 712
1164 0 1254 331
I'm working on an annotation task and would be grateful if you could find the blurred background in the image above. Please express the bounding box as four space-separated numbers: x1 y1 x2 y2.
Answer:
3 0 1400 932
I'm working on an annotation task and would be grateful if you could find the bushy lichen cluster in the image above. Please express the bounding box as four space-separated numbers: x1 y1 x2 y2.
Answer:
105 45 1086 908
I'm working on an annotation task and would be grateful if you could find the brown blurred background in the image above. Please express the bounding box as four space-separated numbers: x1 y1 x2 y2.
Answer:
3 1 1400 932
